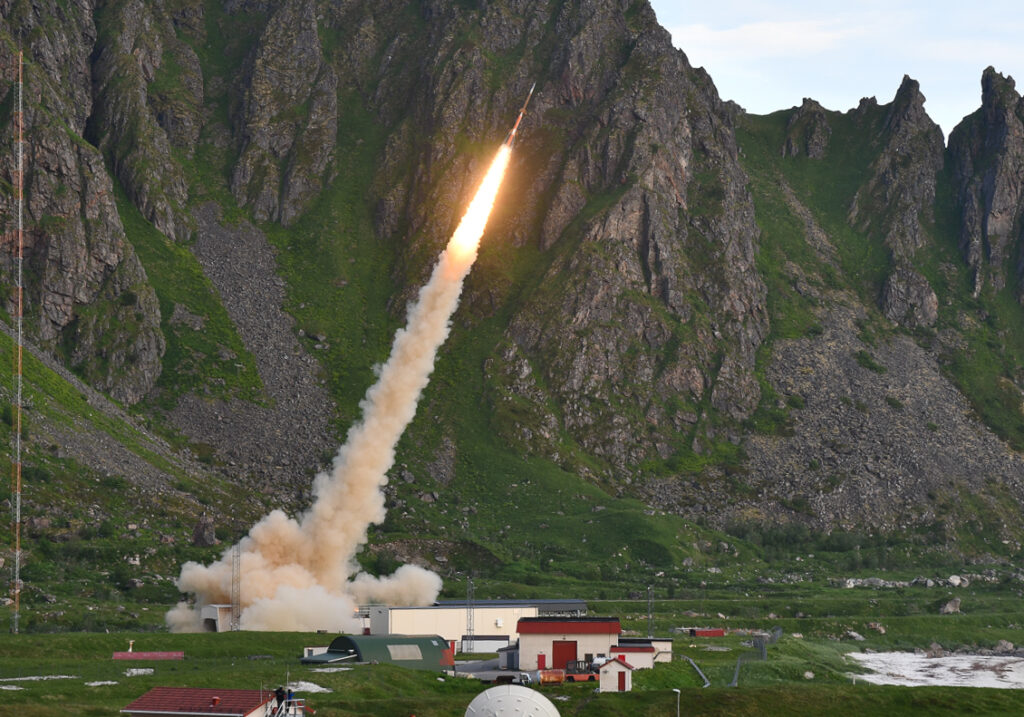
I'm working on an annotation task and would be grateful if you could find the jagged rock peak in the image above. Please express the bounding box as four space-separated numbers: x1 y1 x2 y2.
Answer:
783 98 831 158
982 65 1018 103
848 73 943 266
948 66 1024 297
885 75 931 130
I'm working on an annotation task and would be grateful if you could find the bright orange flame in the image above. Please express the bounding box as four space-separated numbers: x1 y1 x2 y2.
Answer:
446 144 512 265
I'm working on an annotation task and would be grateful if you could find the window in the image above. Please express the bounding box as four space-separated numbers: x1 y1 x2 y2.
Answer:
387 644 424 661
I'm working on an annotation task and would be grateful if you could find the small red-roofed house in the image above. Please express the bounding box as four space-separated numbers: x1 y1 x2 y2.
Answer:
516 617 620 671
121 687 273 717
599 657 634 693
609 643 656 670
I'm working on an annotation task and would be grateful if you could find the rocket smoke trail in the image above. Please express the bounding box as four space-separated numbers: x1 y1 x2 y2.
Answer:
167 144 513 631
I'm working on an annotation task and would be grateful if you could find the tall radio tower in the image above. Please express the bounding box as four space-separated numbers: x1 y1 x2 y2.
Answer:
9 50 25 635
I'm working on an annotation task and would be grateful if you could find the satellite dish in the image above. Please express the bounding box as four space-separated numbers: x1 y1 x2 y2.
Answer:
465 684 560 717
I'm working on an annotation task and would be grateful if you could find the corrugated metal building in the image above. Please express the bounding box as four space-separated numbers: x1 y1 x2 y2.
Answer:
299 634 452 671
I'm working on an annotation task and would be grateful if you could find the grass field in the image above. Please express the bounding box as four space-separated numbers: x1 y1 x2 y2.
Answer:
3 578 1024 716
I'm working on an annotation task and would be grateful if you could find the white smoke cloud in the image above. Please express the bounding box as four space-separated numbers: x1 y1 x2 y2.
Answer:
167 145 512 631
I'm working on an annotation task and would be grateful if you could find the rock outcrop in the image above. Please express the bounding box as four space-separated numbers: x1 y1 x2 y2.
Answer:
881 266 938 328
849 76 944 329
849 76 945 259
89 0 194 242
783 98 832 158
230 0 338 224
476 2 767 473
948 67 1024 299
0 27 164 404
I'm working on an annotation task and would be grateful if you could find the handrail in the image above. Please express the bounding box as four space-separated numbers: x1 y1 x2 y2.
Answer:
675 654 711 688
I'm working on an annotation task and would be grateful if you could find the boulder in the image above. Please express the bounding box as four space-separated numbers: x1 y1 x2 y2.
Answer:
191 514 218 547
939 598 961 615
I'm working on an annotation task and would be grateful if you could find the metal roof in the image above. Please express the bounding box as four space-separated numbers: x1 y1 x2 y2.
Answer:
121 687 270 717
433 598 587 614
301 634 451 671
517 617 620 635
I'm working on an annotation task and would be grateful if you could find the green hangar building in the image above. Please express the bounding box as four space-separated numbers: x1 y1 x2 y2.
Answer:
300 634 453 671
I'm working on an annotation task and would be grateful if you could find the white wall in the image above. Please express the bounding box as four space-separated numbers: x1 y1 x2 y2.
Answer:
518 633 615 671
599 662 632 692
374 606 537 644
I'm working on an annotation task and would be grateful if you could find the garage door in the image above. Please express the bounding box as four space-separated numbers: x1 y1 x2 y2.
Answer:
552 640 577 669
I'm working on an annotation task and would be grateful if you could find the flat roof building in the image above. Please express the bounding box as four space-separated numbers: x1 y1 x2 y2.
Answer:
366 603 541 646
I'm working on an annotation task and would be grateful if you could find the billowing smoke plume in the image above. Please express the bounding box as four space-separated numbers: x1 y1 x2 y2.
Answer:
167 145 513 631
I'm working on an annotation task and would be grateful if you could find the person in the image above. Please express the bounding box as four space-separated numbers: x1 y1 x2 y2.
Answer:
274 686 285 709
287 687 294 703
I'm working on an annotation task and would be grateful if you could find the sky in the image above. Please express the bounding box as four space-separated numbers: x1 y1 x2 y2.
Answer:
647 0 1024 141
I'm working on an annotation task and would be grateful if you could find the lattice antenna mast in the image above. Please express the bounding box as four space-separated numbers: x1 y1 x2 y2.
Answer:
230 542 241 630
466 576 475 646
647 585 653 637
10 50 25 635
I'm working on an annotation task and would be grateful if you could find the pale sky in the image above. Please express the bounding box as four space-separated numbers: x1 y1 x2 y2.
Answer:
648 0 1024 141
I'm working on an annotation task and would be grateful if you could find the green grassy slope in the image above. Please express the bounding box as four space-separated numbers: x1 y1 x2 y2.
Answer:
0 328 261 633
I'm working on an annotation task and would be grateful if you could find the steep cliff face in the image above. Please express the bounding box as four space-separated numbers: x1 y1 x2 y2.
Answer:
327 0 767 474
948 67 1024 300
486 22 768 472
1 8 164 404
230 0 338 224
849 76 944 329
89 0 194 242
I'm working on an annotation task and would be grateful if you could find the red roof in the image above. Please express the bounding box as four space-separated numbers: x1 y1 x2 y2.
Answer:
113 651 185 660
601 657 634 671
611 645 655 652
517 618 620 635
121 687 272 716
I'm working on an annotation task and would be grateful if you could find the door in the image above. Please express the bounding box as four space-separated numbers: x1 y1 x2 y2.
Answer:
552 640 577 670
618 671 626 692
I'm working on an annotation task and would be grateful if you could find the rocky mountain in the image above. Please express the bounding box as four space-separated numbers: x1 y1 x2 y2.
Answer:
2 0 1024 578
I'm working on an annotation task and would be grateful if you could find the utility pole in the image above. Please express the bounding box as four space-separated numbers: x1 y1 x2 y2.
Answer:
647 585 653 637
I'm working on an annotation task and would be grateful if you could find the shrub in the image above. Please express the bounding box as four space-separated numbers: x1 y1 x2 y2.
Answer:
854 349 887 373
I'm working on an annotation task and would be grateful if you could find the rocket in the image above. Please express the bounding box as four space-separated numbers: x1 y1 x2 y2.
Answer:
503 82 536 147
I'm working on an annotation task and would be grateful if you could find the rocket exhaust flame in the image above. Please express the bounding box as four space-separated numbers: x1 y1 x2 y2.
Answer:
167 144 513 632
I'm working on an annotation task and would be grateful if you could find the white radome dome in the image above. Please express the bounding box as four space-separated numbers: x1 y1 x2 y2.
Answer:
465 684 560 717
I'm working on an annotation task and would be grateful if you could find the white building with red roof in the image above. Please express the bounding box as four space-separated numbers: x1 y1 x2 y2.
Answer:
608 642 656 669
599 657 634 692
516 617 621 671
